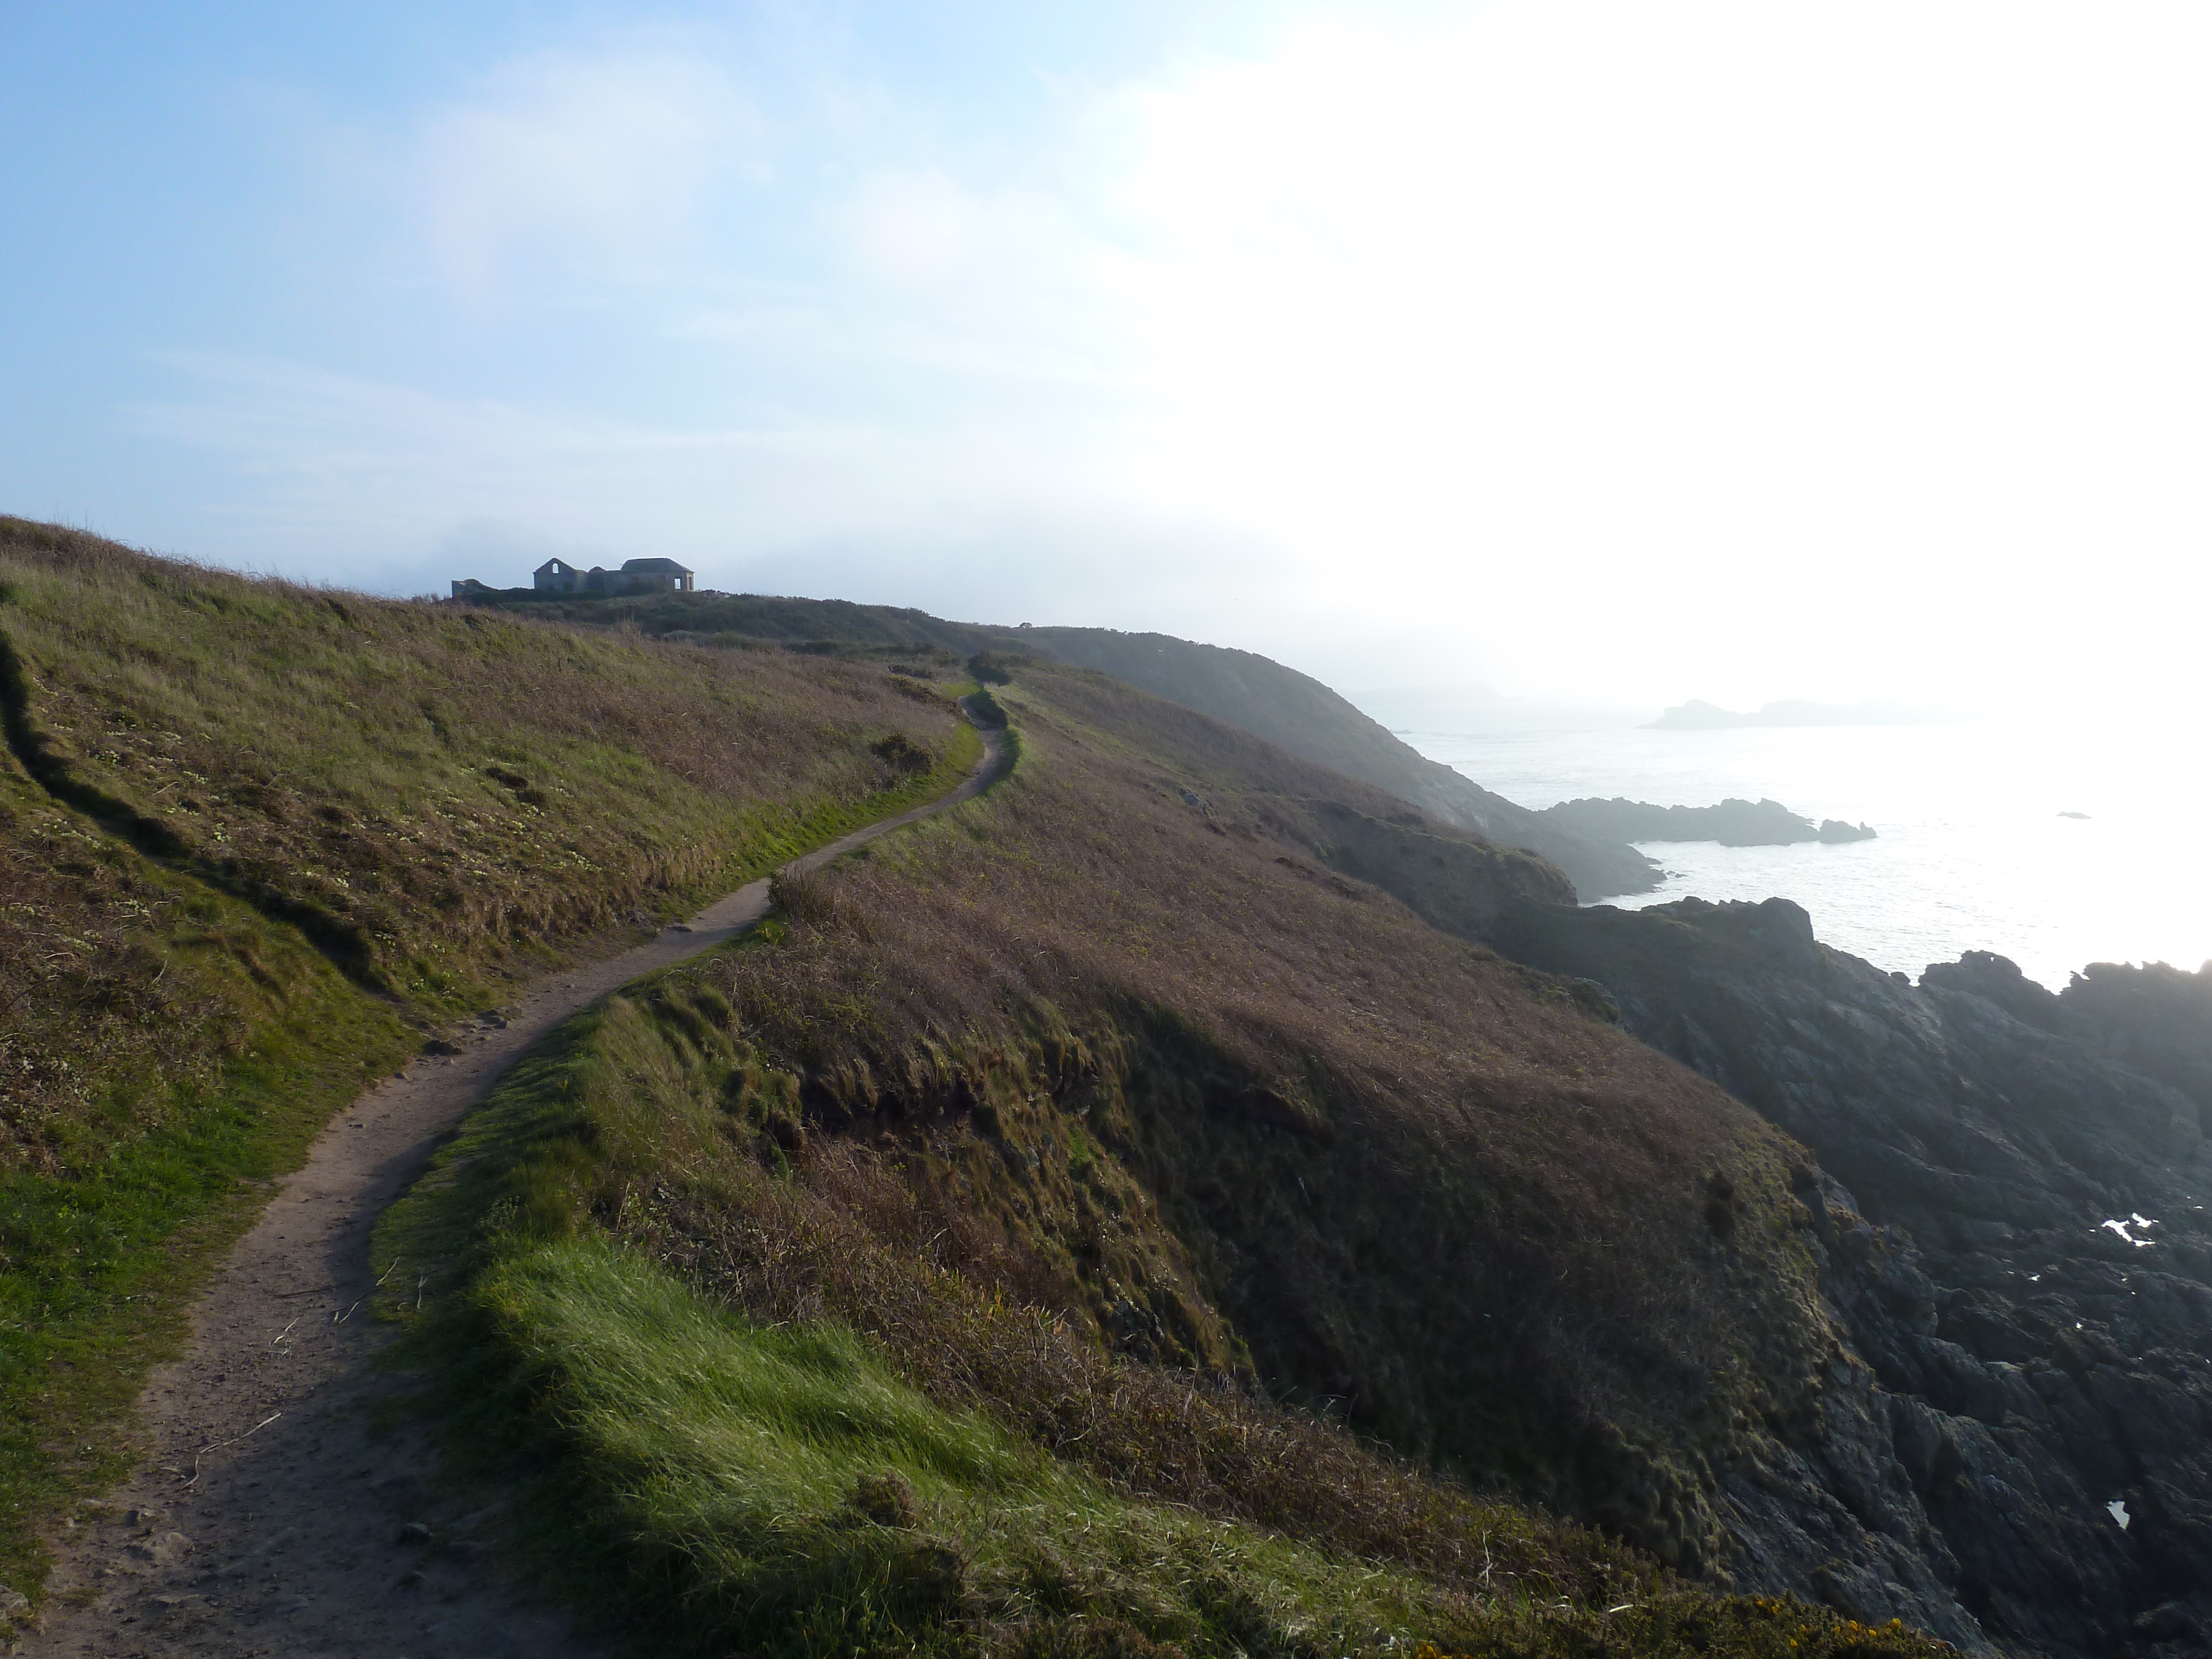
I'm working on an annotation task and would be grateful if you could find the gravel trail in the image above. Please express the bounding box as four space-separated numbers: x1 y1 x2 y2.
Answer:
18 720 1007 1658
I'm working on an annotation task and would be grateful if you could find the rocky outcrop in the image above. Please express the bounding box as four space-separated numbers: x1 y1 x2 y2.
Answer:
1928 953 2212 1118
1306 799 1577 933
1535 795 1876 847
1492 895 2212 1658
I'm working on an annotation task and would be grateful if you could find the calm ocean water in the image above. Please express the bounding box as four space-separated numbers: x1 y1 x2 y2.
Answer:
1392 713 2212 992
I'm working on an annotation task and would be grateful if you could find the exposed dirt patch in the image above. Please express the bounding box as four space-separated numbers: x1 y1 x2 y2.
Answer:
14 724 1006 1657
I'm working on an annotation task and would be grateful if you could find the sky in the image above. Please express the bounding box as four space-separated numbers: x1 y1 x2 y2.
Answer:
4 1 2209 711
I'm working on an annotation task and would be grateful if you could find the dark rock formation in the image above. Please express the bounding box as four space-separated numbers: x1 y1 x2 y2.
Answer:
1491 895 2212 1658
1923 954 2212 1118
1307 798 1576 934
1536 795 1876 847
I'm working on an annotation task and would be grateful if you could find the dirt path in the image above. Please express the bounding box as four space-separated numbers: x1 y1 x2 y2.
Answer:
16 720 1008 1658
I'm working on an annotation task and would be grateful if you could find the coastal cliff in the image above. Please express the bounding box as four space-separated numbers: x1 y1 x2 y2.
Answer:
1 520 1961 1658
13 517 2194 1659
1493 895 2212 1655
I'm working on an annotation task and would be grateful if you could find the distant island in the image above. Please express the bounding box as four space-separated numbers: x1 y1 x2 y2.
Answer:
1535 795 1876 846
1646 698 1934 730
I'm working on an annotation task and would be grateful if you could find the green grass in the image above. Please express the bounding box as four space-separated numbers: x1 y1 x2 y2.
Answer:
374 969 1953 1659
365 673 1951 1658
0 705 977 1596
4 527 1965 1653
0 518 990 1600
0 517 973 1008
0 875 417 1595
461 1240 1475 1659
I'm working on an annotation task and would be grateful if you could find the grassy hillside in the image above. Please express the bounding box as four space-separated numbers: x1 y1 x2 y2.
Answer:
0 517 978 1592
466 587 1663 899
375 654 1953 1658
3 523 1963 1655
1006 629 1659 898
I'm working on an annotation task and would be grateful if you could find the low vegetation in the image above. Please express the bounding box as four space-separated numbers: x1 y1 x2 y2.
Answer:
455 584 1666 900
377 656 1959 1657
5 523 1967 1652
460 586 1016 660
0 517 976 1590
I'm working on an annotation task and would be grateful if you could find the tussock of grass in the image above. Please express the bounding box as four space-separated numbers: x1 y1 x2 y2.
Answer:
381 980 1625 1604
462 1239 1484 1659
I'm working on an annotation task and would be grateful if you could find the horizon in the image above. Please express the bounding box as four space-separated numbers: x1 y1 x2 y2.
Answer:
7 2 2209 715
9 519 2178 728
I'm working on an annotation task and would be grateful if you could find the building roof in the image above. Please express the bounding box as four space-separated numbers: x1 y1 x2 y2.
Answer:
535 558 577 573
619 557 693 575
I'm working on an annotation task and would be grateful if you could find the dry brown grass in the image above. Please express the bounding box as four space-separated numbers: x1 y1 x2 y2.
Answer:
0 766 248 1174
622 1127 1641 1604
0 517 969 1165
0 517 981 1587
560 661 1837 1575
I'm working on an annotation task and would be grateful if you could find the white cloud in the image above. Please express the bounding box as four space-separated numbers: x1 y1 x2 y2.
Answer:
823 166 1127 391
1093 3 2212 703
420 48 761 296
128 4 2212 712
127 352 1288 641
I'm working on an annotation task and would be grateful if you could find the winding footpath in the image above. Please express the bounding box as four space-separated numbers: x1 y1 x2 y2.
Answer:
19 718 1009 1658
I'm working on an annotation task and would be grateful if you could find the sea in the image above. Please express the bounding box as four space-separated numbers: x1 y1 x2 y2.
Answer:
1386 710 2212 992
